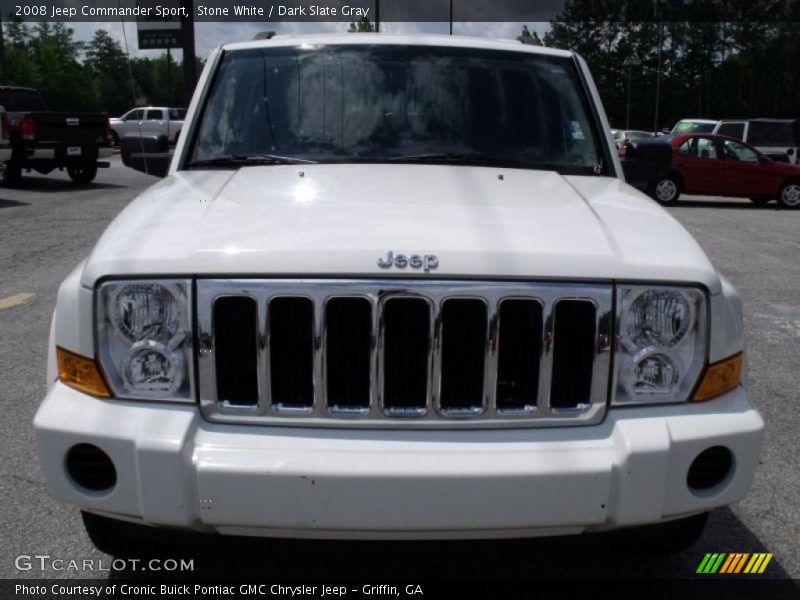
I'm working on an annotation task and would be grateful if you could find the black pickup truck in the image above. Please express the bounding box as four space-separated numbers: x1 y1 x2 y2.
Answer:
0 86 112 185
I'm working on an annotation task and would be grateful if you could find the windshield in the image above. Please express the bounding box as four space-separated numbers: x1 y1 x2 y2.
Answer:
0 89 48 112
748 120 799 147
188 44 605 174
672 120 716 134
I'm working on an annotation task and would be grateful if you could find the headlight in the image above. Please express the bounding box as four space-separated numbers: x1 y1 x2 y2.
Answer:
97 280 193 401
613 286 707 405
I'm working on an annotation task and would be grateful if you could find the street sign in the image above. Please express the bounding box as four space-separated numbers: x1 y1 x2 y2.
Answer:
137 1 182 49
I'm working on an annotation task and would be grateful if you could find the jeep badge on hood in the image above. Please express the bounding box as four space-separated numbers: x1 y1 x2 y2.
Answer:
377 250 439 272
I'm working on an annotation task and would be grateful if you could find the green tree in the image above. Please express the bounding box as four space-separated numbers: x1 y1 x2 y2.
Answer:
1 19 36 87
348 17 376 32
27 22 91 110
0 20 201 113
84 30 136 115
545 0 800 129
4 17 32 48
520 25 542 45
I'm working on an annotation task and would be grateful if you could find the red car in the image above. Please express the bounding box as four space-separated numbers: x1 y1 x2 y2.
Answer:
648 133 800 208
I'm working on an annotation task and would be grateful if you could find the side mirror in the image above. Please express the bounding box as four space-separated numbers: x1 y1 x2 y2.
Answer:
120 134 172 178
621 141 672 191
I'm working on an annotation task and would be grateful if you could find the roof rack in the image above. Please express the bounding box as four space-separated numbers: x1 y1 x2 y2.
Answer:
253 31 277 40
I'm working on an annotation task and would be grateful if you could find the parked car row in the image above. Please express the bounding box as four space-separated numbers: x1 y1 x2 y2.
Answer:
0 89 187 186
627 133 800 208
669 117 799 165
0 86 113 185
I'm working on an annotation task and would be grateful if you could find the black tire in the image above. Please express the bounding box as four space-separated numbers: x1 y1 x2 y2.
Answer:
749 197 771 205
649 174 681 204
777 180 800 209
67 163 98 185
2 162 22 186
111 131 120 147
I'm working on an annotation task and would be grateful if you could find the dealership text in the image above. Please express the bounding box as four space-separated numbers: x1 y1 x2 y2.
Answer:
16 584 423 596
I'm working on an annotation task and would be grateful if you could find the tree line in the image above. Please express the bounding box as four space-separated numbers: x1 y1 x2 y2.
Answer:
2 16 798 130
545 1 800 131
1 21 196 115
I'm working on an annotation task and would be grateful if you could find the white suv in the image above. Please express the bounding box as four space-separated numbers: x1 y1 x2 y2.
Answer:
35 35 763 556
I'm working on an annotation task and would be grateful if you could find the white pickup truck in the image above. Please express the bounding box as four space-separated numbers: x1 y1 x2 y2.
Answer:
109 106 185 145
35 34 763 557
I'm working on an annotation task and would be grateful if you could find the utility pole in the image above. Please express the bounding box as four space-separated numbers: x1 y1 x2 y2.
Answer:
626 62 633 129
179 0 196 107
653 0 663 134
167 47 172 106
0 13 5 79
375 0 380 32
449 0 453 35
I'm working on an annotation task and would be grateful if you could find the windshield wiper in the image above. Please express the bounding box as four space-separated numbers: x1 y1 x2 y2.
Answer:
390 152 535 169
186 154 316 169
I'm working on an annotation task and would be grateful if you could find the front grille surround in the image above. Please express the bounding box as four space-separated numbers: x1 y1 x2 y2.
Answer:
197 279 613 429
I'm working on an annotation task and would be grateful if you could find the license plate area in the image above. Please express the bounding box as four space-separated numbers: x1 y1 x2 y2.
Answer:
67 146 81 156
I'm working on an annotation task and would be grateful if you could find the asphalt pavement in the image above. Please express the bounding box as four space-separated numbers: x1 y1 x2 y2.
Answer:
1 157 798 587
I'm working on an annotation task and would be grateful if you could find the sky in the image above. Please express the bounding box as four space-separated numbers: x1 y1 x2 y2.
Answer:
68 20 552 59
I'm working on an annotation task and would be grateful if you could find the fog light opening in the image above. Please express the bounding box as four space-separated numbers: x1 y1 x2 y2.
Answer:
65 444 117 493
687 446 734 495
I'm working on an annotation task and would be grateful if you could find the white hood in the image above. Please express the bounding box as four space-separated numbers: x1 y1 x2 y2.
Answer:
82 164 721 293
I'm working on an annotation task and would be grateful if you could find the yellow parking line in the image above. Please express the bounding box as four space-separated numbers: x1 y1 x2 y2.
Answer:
0 293 35 310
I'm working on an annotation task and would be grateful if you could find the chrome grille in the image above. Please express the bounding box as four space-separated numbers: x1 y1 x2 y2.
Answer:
197 280 612 429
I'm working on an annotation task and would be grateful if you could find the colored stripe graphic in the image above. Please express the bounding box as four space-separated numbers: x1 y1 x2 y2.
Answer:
697 554 714 573
697 553 727 574
719 554 736 574
723 552 750 573
698 553 773 574
744 553 773 574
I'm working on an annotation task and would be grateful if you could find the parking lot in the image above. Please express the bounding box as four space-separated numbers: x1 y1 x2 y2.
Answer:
1 157 798 583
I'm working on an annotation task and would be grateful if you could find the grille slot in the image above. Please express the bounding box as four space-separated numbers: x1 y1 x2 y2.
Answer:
439 299 487 412
213 296 259 406
198 280 611 428
326 297 372 410
382 297 430 413
269 297 314 408
550 300 597 409
496 299 542 411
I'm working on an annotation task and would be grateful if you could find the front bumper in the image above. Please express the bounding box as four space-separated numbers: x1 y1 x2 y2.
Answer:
35 382 763 540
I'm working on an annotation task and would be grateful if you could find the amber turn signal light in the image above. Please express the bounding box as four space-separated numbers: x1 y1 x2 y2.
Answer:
56 346 112 398
692 352 743 402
